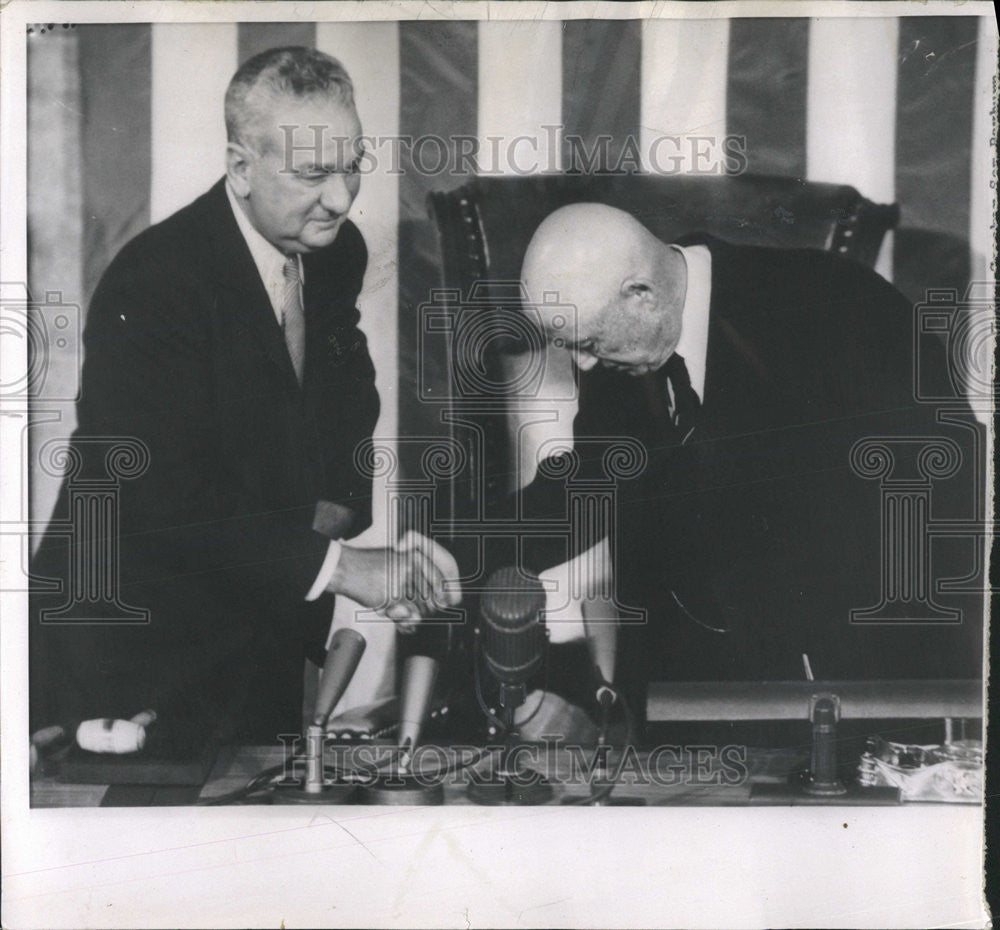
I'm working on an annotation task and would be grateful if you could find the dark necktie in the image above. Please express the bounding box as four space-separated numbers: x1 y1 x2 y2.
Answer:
662 352 701 441
282 257 306 385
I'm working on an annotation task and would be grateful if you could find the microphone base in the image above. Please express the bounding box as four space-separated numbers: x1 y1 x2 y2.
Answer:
357 776 445 805
467 770 553 806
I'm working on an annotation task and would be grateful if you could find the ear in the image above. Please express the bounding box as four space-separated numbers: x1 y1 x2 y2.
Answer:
226 142 254 198
620 277 656 309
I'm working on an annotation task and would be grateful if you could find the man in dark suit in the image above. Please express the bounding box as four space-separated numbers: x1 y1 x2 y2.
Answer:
516 203 982 722
30 47 449 745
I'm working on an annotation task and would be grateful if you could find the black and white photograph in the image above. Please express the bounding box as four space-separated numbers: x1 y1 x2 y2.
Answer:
1 1 996 927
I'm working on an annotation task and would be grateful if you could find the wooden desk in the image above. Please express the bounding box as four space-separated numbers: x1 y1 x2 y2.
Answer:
32 742 814 807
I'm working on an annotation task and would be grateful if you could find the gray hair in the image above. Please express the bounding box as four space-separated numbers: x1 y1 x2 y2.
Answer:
225 46 355 152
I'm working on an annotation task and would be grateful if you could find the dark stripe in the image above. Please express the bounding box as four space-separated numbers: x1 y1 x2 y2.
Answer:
727 18 808 178
561 20 641 172
78 25 151 304
893 16 977 300
397 22 478 464
237 23 317 64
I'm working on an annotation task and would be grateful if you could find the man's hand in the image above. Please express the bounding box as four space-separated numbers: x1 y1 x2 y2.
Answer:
327 537 459 630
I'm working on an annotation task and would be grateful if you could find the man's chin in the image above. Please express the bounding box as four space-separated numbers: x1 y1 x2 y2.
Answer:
299 223 344 251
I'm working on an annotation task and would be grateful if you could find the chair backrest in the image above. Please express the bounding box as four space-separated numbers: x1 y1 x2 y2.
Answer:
429 173 899 296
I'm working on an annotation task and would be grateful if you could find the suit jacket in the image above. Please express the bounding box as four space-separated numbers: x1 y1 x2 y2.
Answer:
518 235 981 711
30 179 381 742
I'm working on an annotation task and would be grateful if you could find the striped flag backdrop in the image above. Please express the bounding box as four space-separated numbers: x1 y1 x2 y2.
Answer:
27 15 997 702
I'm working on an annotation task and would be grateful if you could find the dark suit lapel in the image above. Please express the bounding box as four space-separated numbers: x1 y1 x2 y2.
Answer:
302 243 369 377
202 179 302 392
301 249 339 362
697 236 776 433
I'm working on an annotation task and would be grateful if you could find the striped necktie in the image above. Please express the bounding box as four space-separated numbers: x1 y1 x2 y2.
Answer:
281 256 306 385
663 352 701 441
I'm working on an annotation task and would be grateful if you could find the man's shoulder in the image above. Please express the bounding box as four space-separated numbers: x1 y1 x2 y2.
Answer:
685 233 869 276
99 181 227 291
689 234 907 314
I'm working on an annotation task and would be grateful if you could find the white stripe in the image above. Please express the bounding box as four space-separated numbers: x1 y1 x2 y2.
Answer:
806 18 899 280
1 4 32 810
478 19 567 487
967 15 998 426
316 22 401 707
640 19 731 174
26 31 83 534
478 20 584 632
969 17 998 289
477 21 562 174
150 24 237 223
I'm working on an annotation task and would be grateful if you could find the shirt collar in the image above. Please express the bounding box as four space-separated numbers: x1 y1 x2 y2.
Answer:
225 181 303 295
669 243 711 402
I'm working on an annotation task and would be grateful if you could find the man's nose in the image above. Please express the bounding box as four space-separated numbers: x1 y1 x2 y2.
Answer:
572 349 599 371
319 173 354 215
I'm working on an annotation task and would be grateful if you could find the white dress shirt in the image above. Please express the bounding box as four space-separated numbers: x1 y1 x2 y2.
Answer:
669 243 712 403
226 182 304 323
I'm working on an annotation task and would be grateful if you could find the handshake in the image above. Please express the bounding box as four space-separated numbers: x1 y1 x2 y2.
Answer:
326 530 462 631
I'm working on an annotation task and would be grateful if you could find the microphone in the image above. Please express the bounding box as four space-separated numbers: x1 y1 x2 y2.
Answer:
313 628 367 728
583 604 619 710
398 654 438 767
301 628 366 797
479 566 546 711
357 653 446 805
468 566 553 805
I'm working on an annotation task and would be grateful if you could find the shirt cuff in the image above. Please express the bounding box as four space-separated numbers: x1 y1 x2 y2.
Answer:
306 539 344 601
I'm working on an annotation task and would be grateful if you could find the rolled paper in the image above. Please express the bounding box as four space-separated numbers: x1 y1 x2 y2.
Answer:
75 718 146 754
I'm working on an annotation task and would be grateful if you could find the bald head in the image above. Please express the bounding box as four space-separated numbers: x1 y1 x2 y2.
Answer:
521 204 687 375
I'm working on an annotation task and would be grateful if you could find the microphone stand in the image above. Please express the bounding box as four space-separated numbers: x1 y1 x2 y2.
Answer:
274 628 366 804
592 684 617 804
466 567 554 805
357 654 446 805
467 653 554 806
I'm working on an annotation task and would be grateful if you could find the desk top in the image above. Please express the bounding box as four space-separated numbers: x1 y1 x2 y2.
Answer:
31 742 821 807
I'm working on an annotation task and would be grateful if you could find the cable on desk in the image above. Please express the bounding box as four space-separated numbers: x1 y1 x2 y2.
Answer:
197 761 289 806
197 743 490 805
563 687 637 806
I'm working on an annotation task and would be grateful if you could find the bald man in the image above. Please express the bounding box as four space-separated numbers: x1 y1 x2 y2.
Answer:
514 204 980 717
